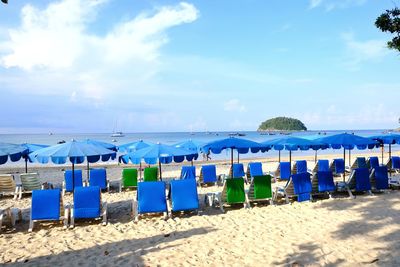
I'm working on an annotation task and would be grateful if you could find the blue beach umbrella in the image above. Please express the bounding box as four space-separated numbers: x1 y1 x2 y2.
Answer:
315 133 379 180
121 142 198 180
174 139 204 166
202 137 266 170
83 139 117 178
29 140 117 189
368 133 400 163
20 143 49 173
0 142 28 165
118 140 154 153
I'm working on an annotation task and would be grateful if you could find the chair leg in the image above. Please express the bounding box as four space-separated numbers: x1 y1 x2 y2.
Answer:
346 186 355 199
10 208 20 226
0 212 3 231
102 202 107 226
63 206 69 229
13 187 19 200
69 208 75 229
132 201 139 222
367 190 373 196
18 187 22 200
28 219 34 232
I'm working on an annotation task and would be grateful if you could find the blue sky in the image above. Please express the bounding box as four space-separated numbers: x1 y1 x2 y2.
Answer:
0 0 399 133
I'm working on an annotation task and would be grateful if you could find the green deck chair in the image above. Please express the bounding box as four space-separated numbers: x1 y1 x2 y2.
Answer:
215 178 249 212
119 168 138 191
247 175 273 205
143 167 158 182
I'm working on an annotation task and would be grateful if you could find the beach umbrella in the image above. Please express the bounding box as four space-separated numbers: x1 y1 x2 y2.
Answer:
83 139 117 179
174 139 204 166
315 133 378 181
20 143 49 173
0 142 28 165
29 140 117 189
121 142 198 180
368 133 400 163
118 140 154 179
202 137 266 171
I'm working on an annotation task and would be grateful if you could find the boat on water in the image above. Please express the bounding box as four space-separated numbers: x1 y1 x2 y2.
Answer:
228 132 246 137
111 131 125 137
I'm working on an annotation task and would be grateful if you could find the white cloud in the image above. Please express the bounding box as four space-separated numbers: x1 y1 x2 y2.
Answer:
309 0 367 11
309 0 323 9
223 99 246 112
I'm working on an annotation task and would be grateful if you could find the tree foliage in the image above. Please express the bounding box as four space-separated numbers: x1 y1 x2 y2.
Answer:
258 117 307 131
375 7 400 52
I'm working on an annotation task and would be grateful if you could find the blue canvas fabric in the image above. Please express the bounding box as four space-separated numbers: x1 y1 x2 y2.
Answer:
64 170 83 192
317 171 336 192
334 159 345 174
202 137 264 154
118 140 154 153
292 172 312 202
31 189 61 220
137 181 167 214
89 168 107 190
296 160 308 174
181 166 196 179
73 186 101 219
374 166 389 190
262 137 327 151
354 168 371 191
356 157 367 169
232 163 245 178
392 156 400 169
0 142 28 165
315 133 378 150
369 157 379 169
249 162 263 177
280 162 291 180
318 160 329 172
170 179 199 211
201 165 217 183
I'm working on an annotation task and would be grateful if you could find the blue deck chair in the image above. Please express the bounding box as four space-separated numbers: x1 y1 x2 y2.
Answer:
169 179 199 218
292 172 312 202
392 156 400 170
346 168 372 198
356 157 367 169
368 157 379 169
332 159 345 175
279 162 291 180
248 162 263 178
70 186 107 227
29 189 68 232
63 170 83 195
230 163 245 178
199 165 217 184
370 166 389 190
295 160 308 174
89 168 109 192
318 160 330 172
180 166 196 180
134 181 168 221
314 171 336 194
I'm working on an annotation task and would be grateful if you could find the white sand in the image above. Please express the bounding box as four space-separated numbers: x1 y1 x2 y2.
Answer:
1 152 400 266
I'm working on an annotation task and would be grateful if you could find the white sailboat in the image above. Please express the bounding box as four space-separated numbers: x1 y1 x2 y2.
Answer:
111 120 125 137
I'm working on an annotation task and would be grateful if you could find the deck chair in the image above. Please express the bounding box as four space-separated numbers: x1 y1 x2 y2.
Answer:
247 175 273 205
311 159 329 173
133 181 168 221
169 179 199 218
274 162 291 181
63 170 83 195
0 174 18 199
228 163 245 178
70 186 107 228
345 168 373 198
180 166 196 179
311 171 336 198
214 178 249 212
0 206 21 231
330 159 345 176
367 157 380 170
387 156 400 174
19 173 43 199
246 162 263 180
143 167 158 182
29 189 69 232
292 160 308 174
119 168 138 192
347 157 367 171
88 168 110 192
199 165 218 185
275 172 312 203
369 166 389 191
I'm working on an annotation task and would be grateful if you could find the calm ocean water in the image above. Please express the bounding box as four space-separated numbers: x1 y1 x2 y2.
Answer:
0 129 398 168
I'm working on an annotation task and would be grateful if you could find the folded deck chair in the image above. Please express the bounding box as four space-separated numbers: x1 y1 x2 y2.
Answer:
63 170 83 195
70 186 107 228
311 159 330 173
330 159 345 176
347 157 367 172
246 162 263 181
367 157 380 170
143 167 158 182
247 175 273 205
119 168 138 192
19 173 43 199
0 174 18 200
294 160 308 174
390 156 400 173
345 168 372 198
89 168 109 192
214 178 249 212
0 206 21 231
180 166 196 180
133 181 168 221
29 189 69 232
228 163 245 178
199 165 218 185
274 162 291 181
169 179 199 218
311 171 336 197
275 172 312 203
369 166 389 191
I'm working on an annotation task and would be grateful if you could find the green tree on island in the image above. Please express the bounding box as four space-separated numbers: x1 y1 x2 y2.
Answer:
258 117 307 131
375 7 400 52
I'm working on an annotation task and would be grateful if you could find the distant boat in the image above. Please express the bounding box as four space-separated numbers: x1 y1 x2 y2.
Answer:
111 139 117 142
111 131 124 137
49 132 53 136
228 132 246 137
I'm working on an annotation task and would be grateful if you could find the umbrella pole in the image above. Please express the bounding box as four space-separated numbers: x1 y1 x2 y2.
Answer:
278 150 281 163
343 148 346 182
231 149 234 174
381 144 384 165
159 161 162 181
348 149 351 167
25 158 28 173
237 151 239 163
87 161 90 181
191 160 193 167
314 151 317 164
389 144 392 177
139 162 142 180
72 162 75 191
289 150 292 174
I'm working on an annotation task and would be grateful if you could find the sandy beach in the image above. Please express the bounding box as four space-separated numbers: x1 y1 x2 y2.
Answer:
1 151 400 266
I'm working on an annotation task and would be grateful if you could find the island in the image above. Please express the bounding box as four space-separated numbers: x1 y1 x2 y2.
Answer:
258 117 307 131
